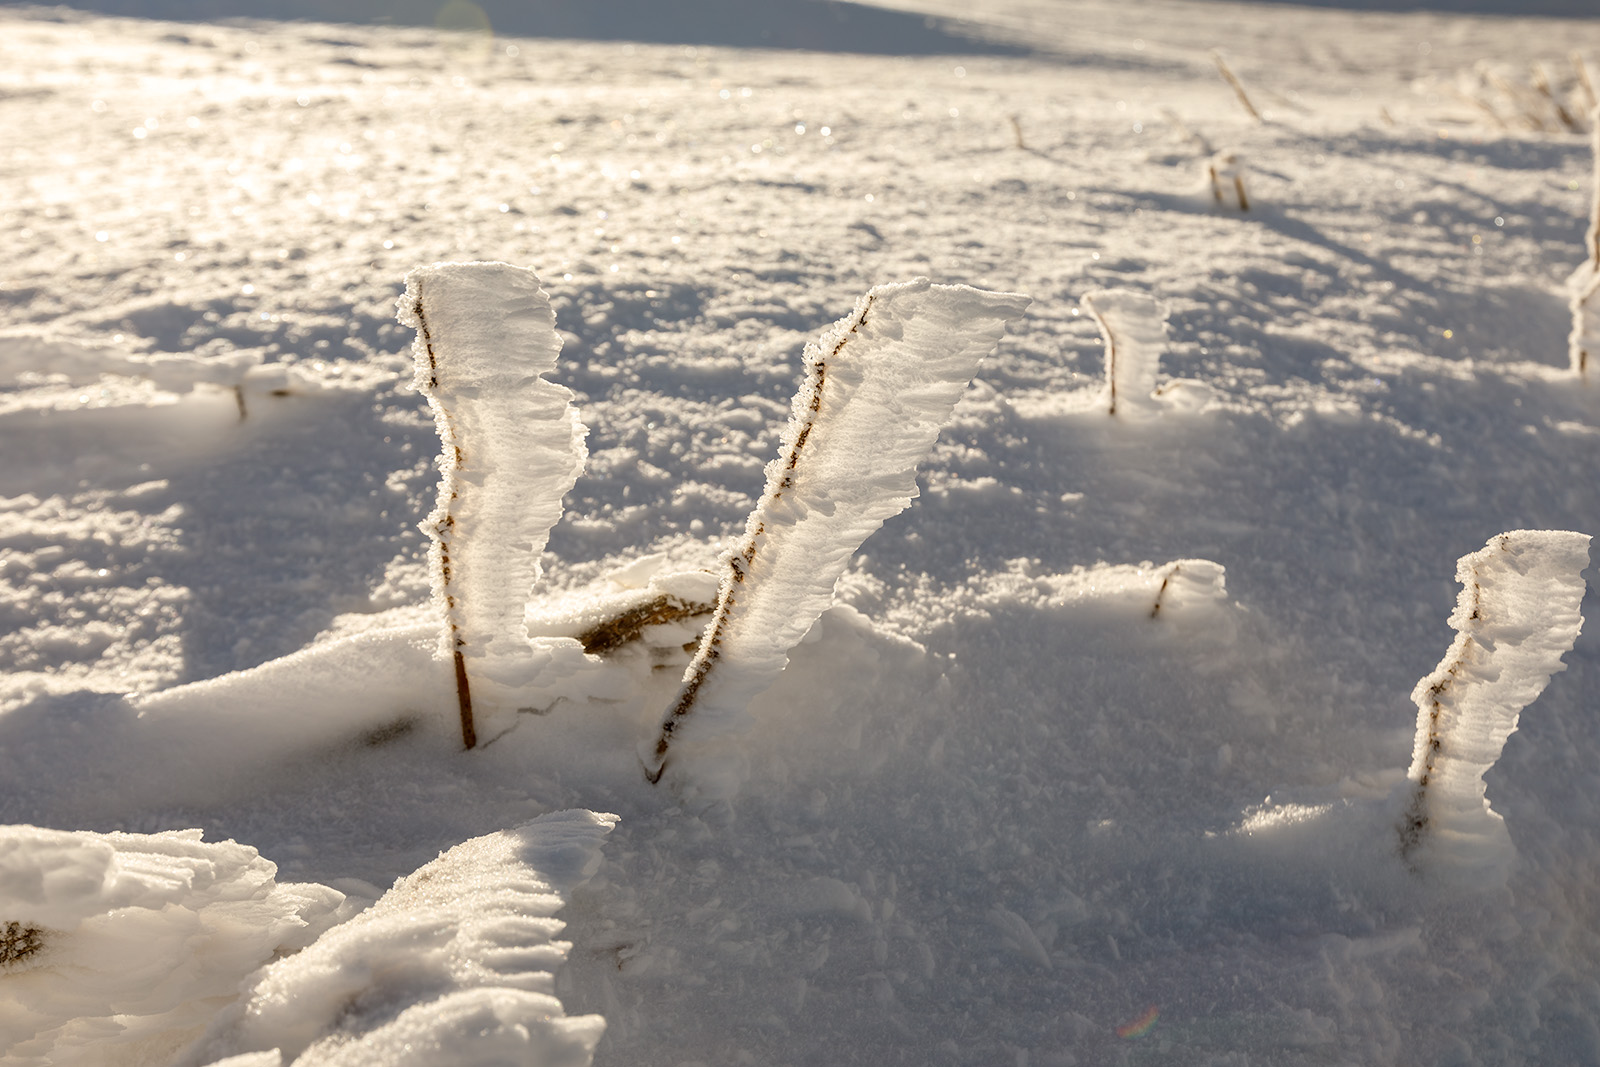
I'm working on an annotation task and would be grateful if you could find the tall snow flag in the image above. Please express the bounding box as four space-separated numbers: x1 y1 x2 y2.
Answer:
397 262 588 749
1398 530 1590 879
641 279 1031 787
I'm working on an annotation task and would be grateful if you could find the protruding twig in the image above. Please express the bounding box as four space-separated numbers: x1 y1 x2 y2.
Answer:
1008 114 1026 149
1212 51 1262 124
1532 63 1580 133
452 647 476 749
1150 564 1180 618
1573 52 1598 116
411 286 477 751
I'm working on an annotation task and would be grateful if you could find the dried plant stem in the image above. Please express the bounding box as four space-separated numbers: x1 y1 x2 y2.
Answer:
1589 111 1600 269
1008 114 1026 149
1149 564 1181 618
1100 315 1121 415
1532 63 1580 133
411 287 477 750
1574 52 1598 115
644 295 872 783
1488 72 1546 132
1212 51 1262 123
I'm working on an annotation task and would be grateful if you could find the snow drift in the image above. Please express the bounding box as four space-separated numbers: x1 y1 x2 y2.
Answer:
0 827 346 1067
181 809 616 1067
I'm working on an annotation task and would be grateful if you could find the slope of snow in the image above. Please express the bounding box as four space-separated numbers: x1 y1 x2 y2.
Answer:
3 0 1600 1063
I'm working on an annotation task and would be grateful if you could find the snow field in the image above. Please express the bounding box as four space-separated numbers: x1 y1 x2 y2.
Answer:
5 1 1600 1064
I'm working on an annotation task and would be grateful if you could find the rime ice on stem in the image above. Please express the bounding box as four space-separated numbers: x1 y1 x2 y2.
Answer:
1082 289 1166 416
1398 530 1590 880
396 262 588 749
642 278 1030 789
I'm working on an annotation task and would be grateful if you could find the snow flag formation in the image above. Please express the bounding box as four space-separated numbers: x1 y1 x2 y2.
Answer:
1399 530 1591 879
1081 288 1167 416
397 263 588 748
642 279 1031 788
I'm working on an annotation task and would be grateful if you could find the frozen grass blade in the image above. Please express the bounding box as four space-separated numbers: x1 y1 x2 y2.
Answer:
1397 531 1590 879
397 262 588 749
642 279 1030 788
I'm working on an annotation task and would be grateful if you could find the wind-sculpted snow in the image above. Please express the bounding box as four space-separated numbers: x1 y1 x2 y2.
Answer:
397 263 588 747
0 827 345 1067
1082 289 1167 416
642 279 1030 789
10 5 1600 1065
1399 530 1591 879
181 810 615 1067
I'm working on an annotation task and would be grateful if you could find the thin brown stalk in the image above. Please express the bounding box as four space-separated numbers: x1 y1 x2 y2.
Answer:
1212 51 1262 124
1532 63 1580 133
1573 52 1598 116
643 295 872 784
412 286 477 751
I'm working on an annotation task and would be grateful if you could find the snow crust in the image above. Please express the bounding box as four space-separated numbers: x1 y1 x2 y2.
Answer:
0 826 344 1067
644 279 1029 787
397 262 588 708
1400 530 1591 877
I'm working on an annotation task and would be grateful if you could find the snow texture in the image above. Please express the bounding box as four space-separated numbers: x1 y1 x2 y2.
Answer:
1081 288 1167 416
643 279 1029 787
7 3 1600 1064
1400 530 1591 878
397 263 588 736
182 810 615 1067
0 827 345 1067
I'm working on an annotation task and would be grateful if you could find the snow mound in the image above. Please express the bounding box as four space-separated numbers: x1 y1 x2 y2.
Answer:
183 810 616 1067
0 826 345 1067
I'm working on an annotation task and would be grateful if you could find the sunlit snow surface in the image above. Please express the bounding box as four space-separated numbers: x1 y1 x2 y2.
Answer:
5 0 1600 1063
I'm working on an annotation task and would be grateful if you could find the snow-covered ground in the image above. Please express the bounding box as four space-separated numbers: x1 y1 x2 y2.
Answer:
5 0 1600 1062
